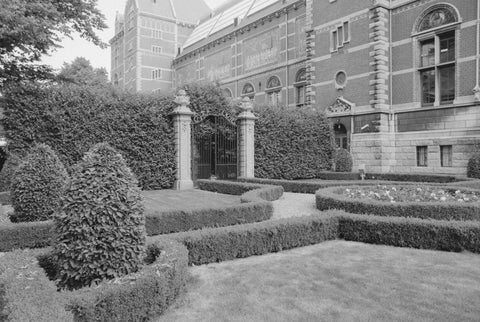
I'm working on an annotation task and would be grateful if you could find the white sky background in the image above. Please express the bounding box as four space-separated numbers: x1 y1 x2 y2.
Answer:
41 0 229 78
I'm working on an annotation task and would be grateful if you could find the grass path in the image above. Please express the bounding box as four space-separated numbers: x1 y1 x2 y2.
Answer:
271 192 319 219
157 241 480 322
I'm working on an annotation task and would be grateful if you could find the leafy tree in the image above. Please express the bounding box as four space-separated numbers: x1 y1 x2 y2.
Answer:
0 0 107 86
57 57 109 87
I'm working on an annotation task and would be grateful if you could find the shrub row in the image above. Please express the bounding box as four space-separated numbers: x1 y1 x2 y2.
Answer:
0 249 74 322
337 212 480 253
316 186 480 221
2 83 176 190
0 240 188 322
254 105 334 180
0 181 283 252
150 214 339 265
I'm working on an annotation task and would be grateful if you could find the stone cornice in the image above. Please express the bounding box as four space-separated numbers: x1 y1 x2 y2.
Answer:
173 0 306 66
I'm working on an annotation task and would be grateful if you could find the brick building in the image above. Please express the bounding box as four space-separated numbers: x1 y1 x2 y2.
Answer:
170 0 480 176
110 0 211 93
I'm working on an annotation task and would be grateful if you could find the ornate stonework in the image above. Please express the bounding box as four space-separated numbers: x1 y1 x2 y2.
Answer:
326 97 355 115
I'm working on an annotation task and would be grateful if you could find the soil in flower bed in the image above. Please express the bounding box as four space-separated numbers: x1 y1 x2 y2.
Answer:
342 185 480 203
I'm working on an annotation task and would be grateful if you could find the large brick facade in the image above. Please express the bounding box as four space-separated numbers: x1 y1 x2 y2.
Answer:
113 0 480 176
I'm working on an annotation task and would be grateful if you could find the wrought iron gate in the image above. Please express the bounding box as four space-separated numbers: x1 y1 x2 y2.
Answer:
192 115 237 181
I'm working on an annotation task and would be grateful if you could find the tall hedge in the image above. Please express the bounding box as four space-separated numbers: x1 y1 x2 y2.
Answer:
1 83 176 190
254 105 334 179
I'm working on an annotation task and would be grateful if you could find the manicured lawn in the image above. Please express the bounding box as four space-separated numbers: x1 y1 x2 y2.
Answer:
158 241 480 321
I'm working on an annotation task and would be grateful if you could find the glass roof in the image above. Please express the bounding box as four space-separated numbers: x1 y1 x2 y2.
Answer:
182 0 282 51
247 0 278 17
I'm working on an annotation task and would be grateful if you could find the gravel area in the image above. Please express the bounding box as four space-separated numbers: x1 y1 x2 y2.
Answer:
271 192 320 219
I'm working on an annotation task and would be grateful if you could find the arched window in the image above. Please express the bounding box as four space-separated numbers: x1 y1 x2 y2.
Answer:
242 83 255 100
414 4 459 106
222 88 233 98
334 122 348 150
266 76 282 106
294 68 306 107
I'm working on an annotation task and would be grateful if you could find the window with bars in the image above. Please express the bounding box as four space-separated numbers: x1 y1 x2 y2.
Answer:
416 146 428 167
440 145 452 167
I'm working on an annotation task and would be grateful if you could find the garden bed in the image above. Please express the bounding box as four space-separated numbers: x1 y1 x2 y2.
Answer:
0 240 188 322
316 185 480 221
0 181 283 252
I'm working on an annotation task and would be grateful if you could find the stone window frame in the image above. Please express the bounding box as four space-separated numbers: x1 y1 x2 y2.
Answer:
334 70 348 90
265 76 282 106
241 82 256 100
294 68 307 107
416 146 428 167
223 88 233 98
412 4 461 107
152 69 162 80
330 20 350 53
440 145 453 167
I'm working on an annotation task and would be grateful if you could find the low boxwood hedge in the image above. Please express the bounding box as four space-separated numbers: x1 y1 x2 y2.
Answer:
337 212 480 253
0 249 74 322
150 214 339 265
316 186 480 221
1 240 188 322
0 181 283 252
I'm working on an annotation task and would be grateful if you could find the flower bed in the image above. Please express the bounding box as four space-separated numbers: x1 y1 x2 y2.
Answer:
343 185 480 203
0 240 188 322
316 185 480 221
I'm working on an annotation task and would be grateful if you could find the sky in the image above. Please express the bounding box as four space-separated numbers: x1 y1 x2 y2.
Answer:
41 0 229 78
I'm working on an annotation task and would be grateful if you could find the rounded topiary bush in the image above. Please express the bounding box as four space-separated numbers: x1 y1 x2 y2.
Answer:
53 143 146 290
333 148 353 172
10 144 68 222
467 152 480 179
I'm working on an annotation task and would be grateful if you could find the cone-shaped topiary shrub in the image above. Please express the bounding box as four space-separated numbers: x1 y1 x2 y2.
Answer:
53 143 146 290
467 151 480 179
333 148 353 172
10 144 68 222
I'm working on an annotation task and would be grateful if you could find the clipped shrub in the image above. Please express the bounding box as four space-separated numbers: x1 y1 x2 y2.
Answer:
333 148 353 172
2 83 176 189
53 143 146 290
467 151 480 179
254 105 334 179
10 144 68 222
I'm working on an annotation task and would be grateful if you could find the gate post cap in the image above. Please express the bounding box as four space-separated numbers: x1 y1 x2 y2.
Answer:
174 90 190 106
238 97 257 120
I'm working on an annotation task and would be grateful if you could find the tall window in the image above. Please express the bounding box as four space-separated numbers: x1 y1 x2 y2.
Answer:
330 20 350 52
266 76 282 106
295 69 307 107
415 5 459 106
417 146 428 167
334 123 349 151
440 145 452 167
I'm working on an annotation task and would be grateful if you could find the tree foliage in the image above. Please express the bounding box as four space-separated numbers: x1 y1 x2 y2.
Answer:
0 0 107 86
56 57 109 87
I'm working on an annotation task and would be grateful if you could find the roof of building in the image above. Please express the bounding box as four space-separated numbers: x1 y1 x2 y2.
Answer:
136 0 211 24
182 0 279 49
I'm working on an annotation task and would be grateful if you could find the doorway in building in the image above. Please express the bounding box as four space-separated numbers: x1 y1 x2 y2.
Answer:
334 122 349 150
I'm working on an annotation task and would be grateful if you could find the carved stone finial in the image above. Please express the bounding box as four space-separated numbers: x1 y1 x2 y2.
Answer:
174 89 190 107
240 96 253 113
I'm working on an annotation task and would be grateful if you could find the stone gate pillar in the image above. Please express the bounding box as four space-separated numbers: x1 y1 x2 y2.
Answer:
170 90 194 190
237 97 257 178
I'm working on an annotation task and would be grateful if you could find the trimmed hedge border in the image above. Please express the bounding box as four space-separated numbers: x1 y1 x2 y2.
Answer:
337 212 480 253
0 240 188 322
313 171 461 183
237 177 440 194
149 214 339 266
0 181 283 252
316 185 480 221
